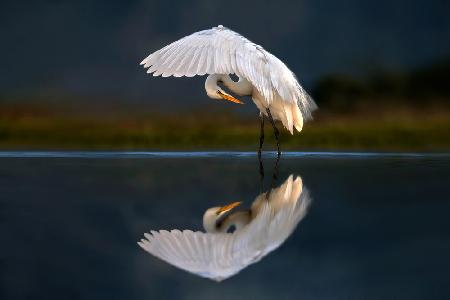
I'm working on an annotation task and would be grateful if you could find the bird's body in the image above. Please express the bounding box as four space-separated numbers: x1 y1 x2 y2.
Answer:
140 25 317 152
138 175 311 281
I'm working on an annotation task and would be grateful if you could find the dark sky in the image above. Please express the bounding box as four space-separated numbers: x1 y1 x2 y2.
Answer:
1 0 449 107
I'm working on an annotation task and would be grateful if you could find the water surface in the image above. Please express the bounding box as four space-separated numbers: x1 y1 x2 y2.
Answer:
1 152 449 299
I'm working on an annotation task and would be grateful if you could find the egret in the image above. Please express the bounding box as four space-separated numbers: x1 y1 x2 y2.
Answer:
138 175 311 281
140 25 317 155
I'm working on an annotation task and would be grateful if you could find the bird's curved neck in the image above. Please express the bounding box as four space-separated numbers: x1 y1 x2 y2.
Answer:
203 210 251 233
206 74 252 96
203 208 221 233
203 208 251 233
219 211 251 232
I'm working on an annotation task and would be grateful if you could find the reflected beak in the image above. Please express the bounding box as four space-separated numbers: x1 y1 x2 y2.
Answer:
216 201 242 215
217 90 244 104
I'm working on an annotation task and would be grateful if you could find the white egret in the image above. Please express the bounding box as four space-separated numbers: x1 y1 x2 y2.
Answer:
138 175 311 281
140 25 317 155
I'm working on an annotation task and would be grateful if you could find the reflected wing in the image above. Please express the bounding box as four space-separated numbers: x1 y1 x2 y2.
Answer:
265 183 311 252
138 229 263 281
140 25 316 119
250 175 311 255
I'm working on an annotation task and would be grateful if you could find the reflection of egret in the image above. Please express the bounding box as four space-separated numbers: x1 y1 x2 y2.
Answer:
140 25 317 155
138 175 311 281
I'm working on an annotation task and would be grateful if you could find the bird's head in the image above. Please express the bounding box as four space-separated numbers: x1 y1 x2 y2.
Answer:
202 201 242 233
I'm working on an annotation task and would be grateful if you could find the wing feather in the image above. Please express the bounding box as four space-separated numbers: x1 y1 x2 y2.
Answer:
141 25 317 120
139 229 256 281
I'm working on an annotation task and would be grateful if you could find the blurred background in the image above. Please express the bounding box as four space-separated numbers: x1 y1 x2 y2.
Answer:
1 0 449 151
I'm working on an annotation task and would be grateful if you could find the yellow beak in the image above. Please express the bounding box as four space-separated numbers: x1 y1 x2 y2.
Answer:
217 90 244 104
216 201 242 215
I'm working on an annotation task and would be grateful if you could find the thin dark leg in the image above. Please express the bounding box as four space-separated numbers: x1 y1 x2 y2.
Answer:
258 155 264 194
258 113 265 191
266 108 281 157
266 151 281 199
258 112 265 157
270 152 281 189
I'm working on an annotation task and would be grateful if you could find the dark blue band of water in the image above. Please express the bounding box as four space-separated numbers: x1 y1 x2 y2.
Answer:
0 151 449 158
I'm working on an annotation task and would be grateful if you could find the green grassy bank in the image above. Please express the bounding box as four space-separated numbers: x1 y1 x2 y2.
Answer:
0 104 448 151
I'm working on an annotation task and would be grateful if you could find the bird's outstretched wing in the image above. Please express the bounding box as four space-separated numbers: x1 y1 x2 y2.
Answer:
140 25 317 120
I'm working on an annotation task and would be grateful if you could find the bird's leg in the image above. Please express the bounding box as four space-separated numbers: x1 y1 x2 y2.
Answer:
258 113 265 193
258 112 265 157
266 108 281 157
258 157 264 194
265 152 281 199
270 152 281 189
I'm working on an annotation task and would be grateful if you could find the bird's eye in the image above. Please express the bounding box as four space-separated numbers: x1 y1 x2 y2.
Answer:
226 225 236 233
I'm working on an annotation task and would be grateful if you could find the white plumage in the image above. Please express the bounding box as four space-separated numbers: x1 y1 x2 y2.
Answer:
140 25 317 135
138 175 311 281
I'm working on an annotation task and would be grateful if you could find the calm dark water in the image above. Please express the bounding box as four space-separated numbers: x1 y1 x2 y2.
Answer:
0 152 449 299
